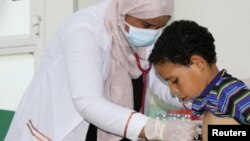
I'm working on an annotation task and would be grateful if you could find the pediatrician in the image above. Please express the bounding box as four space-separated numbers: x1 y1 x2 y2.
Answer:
5 0 197 141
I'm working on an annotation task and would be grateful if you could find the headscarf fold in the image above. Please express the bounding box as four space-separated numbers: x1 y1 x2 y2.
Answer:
100 0 174 140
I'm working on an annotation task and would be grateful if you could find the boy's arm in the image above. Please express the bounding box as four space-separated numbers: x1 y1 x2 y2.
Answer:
202 111 239 141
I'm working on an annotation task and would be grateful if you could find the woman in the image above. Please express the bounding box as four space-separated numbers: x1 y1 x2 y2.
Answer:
5 0 197 141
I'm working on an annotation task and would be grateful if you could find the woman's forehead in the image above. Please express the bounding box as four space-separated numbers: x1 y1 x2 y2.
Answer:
142 16 171 27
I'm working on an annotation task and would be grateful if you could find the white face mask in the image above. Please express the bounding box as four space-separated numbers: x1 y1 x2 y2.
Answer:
120 21 163 48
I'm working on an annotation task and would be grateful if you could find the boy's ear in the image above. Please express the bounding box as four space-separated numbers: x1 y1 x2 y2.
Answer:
190 55 205 70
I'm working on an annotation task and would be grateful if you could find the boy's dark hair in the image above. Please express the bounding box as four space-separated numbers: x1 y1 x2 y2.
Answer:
149 20 216 66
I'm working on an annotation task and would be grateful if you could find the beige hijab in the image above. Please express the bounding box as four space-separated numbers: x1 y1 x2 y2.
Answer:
100 0 174 140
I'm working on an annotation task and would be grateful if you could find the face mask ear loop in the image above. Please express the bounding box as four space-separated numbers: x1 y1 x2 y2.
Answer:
134 53 152 114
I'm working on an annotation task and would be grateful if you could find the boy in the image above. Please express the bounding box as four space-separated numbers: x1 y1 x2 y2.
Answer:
148 20 250 141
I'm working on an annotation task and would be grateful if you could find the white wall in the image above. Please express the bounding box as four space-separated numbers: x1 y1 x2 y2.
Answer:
45 0 73 46
77 0 102 9
173 0 250 79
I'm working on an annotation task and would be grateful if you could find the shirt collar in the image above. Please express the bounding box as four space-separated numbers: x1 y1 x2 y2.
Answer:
198 69 226 98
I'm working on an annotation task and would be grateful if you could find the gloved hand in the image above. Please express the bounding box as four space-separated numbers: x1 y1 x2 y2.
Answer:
145 118 198 141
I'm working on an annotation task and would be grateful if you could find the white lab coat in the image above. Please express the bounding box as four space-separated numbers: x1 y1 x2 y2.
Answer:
4 1 184 141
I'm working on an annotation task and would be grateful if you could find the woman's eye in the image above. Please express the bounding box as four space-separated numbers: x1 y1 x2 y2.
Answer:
143 22 151 28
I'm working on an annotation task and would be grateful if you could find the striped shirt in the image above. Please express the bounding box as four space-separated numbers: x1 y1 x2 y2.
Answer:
192 69 250 125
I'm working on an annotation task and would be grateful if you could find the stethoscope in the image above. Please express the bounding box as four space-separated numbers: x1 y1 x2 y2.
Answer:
134 53 152 114
119 16 151 113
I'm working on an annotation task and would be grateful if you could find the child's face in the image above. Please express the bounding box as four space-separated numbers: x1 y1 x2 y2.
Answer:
155 62 207 101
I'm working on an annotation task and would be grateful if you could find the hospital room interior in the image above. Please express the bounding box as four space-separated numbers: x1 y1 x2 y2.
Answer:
0 0 250 141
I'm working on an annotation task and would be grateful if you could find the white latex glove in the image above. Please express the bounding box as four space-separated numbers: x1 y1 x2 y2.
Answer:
145 118 198 141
